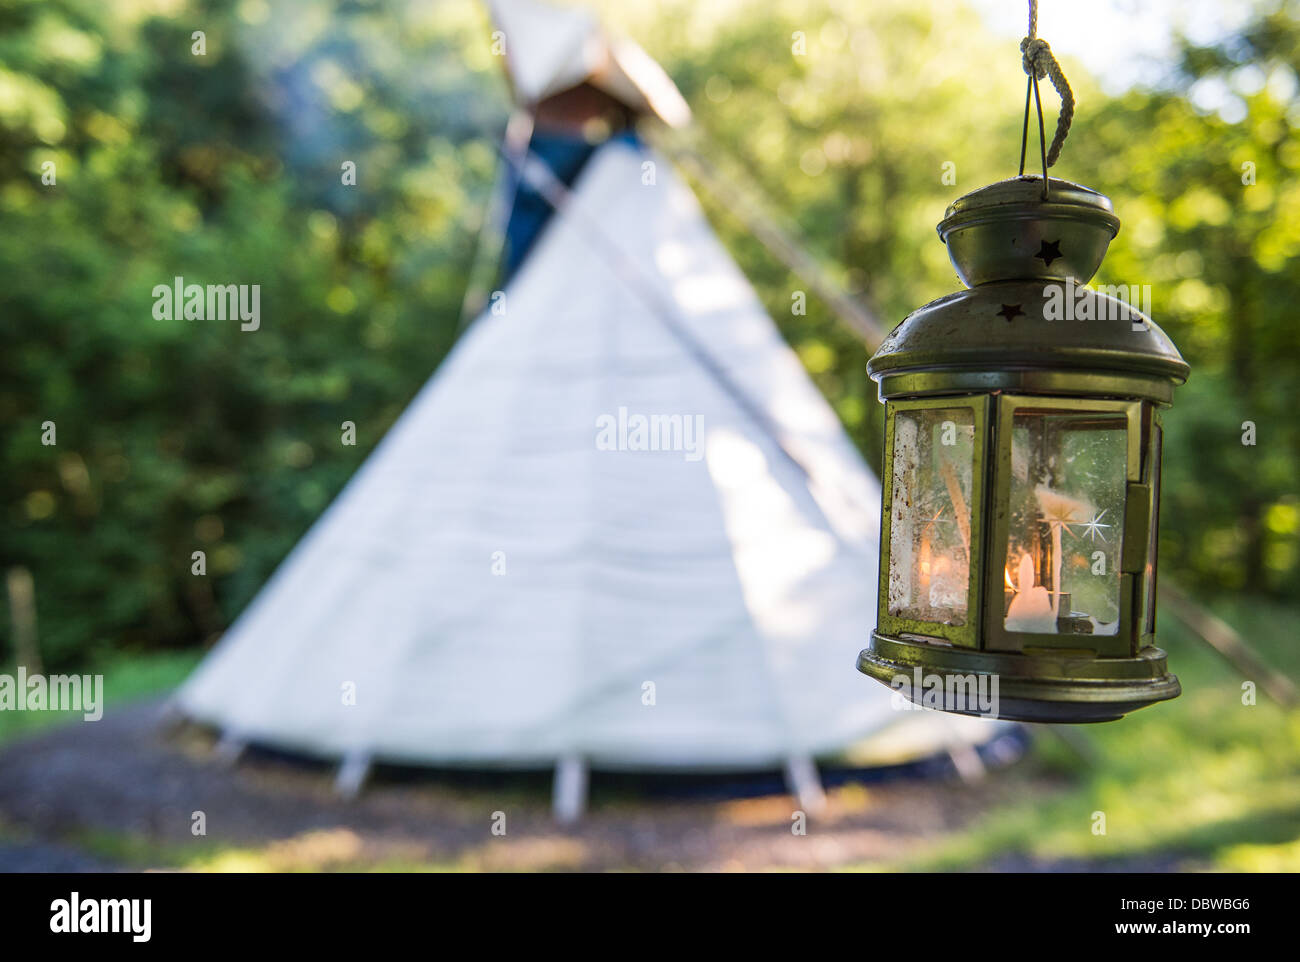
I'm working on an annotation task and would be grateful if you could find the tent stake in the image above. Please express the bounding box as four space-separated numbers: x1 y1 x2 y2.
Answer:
783 755 826 815
553 755 588 825
155 697 186 732
335 751 373 800
212 730 247 766
946 742 987 783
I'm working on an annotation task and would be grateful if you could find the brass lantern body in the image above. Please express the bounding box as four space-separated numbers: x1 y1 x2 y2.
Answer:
859 177 1189 723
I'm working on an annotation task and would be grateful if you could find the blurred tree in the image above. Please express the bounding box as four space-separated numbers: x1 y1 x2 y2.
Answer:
0 0 503 665
1068 0 1300 597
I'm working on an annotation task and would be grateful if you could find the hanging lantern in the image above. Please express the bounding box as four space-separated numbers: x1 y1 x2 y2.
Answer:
857 16 1188 723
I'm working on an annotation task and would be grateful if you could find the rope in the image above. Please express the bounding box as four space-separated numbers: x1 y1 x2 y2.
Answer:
1019 0 1073 168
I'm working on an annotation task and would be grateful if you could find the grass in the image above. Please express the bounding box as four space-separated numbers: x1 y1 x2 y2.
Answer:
855 595 1300 871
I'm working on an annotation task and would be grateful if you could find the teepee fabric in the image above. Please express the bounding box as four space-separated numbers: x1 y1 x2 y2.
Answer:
179 0 1013 773
178 139 919 768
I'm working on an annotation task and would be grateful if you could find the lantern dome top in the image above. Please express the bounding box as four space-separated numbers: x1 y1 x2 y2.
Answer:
869 176 1188 404
941 176 1117 223
939 176 1121 287
867 279 1189 404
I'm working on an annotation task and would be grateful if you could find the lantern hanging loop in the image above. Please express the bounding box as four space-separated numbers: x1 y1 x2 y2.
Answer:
1016 0 1075 198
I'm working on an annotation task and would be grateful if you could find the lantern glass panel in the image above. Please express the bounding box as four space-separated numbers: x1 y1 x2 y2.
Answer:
887 406 976 626
1003 411 1127 636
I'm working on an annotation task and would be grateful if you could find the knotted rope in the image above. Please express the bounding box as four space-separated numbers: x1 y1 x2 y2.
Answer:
1019 0 1073 168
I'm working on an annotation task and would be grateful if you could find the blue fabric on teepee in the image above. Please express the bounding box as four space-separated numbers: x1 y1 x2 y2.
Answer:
503 129 640 281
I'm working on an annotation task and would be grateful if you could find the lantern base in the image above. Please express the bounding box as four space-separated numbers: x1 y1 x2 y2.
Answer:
858 632 1180 724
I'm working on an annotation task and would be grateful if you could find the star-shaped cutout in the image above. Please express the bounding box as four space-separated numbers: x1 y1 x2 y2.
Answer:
920 505 954 536
1035 239 1063 267
1077 508 1112 543
997 303 1024 322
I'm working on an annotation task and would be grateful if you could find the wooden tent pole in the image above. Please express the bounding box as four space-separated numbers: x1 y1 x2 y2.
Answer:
648 128 888 349
5 567 42 675
457 109 536 331
1160 582 1297 709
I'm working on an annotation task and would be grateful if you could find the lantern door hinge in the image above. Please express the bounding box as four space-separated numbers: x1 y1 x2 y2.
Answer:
1121 483 1152 573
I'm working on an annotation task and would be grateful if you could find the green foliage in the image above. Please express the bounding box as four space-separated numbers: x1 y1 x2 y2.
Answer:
2 0 502 665
2 0 1297 668
1066 7 1300 596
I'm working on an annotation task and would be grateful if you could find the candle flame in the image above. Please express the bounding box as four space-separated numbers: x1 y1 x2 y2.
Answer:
1004 566 1015 591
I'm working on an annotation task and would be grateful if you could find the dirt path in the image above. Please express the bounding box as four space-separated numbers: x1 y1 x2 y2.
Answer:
0 702 1173 872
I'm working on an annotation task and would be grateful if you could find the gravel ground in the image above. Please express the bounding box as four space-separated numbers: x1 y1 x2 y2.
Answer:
0 702 1186 872
0 842 120 873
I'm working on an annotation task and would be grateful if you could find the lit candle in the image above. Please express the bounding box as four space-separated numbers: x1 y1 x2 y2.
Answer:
1004 552 1057 633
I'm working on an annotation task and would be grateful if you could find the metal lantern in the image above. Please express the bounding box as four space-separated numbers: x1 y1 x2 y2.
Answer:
858 176 1189 722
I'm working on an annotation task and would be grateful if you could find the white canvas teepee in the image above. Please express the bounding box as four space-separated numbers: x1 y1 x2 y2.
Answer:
177 0 1009 810
181 137 891 762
